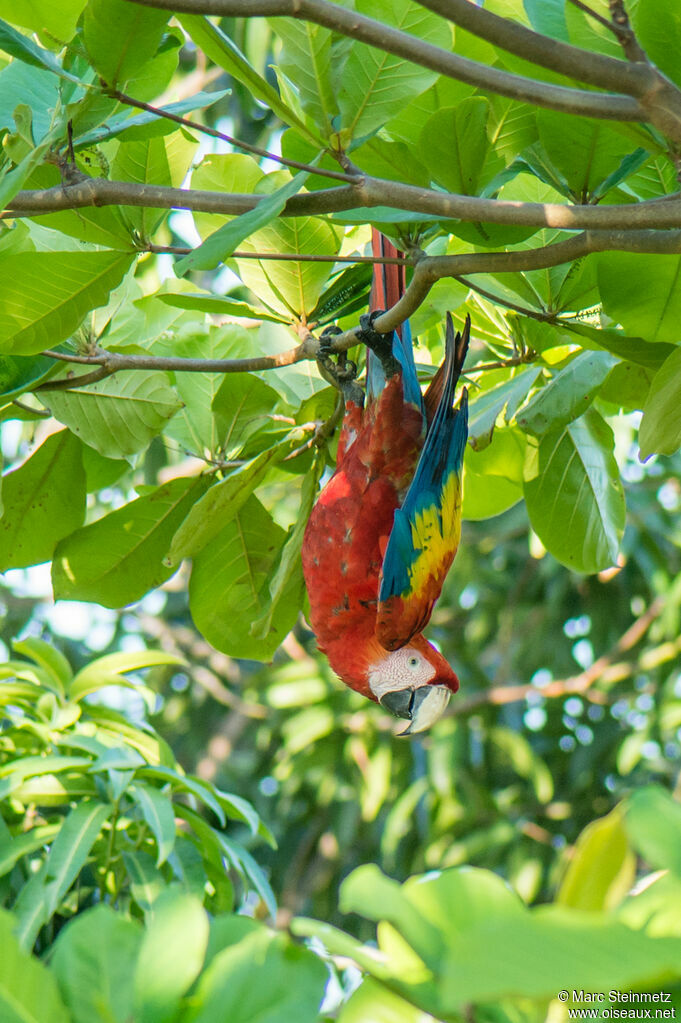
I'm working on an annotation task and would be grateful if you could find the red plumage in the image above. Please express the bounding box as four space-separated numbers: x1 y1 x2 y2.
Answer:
302 231 465 732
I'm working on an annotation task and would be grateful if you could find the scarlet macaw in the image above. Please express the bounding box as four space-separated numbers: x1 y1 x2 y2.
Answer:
302 231 469 733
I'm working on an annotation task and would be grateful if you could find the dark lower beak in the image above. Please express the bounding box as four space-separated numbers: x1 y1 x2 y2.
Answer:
379 686 451 734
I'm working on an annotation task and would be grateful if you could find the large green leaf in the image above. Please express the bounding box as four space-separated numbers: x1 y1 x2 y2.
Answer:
338 977 434 1023
329 865 681 1010
523 409 626 573
83 0 168 86
632 0 681 89
133 891 209 1023
0 353 58 399
0 16 80 82
557 806 635 912
597 253 681 343
167 442 294 565
625 786 681 877
45 371 181 458
467 367 542 450
52 476 208 607
421 98 504 196
537 111 643 200
0 909 69 1023
0 0 86 40
186 919 326 1023
269 18 338 132
51 905 142 1023
337 0 450 141
0 429 86 571
639 347 681 459
462 427 524 520
517 351 617 436
0 251 134 355
189 494 297 660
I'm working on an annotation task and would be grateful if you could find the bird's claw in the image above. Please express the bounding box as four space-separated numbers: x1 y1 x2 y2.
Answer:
317 325 364 406
357 310 399 378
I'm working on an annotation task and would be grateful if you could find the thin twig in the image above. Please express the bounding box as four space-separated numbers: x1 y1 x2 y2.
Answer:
453 276 558 323
37 366 117 391
146 243 408 264
11 400 50 418
108 88 360 184
565 0 621 37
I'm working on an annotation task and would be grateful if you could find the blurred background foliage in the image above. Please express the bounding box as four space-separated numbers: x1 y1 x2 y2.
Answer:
2 0 681 964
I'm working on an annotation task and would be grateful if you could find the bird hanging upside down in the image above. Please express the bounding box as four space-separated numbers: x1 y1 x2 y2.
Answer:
302 230 470 734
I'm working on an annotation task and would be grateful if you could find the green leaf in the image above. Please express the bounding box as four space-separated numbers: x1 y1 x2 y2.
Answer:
633 0 681 89
421 99 503 196
133 890 209 1023
45 371 181 458
537 111 643 200
51 905 142 1023
83 0 169 86
338 977 434 1023
74 90 229 147
137 766 226 827
0 16 80 82
52 476 208 607
0 908 70 1023
0 825 60 878
625 786 681 877
12 636 72 690
523 409 626 574
42 802 111 918
123 850 165 914
639 347 681 459
462 427 524 520
157 291 288 323
129 784 176 867
176 170 310 275
597 253 681 343
0 251 134 355
0 429 86 570
517 351 617 436
212 371 284 457
0 125 61 211
563 322 675 370
467 368 542 450
337 0 450 141
111 129 197 237
189 494 297 660
178 14 321 147
0 353 57 399
70 650 185 702
186 921 326 1023
167 441 296 566
251 452 324 638
557 806 635 912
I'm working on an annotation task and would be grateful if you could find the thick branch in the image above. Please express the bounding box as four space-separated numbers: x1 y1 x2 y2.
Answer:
122 0 645 122
9 175 681 232
419 0 647 95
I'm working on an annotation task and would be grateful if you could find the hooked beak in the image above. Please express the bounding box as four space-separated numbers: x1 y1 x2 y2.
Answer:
379 685 451 735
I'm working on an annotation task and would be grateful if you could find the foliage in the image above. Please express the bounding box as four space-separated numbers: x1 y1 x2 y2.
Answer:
0 638 275 953
2 0 681 1020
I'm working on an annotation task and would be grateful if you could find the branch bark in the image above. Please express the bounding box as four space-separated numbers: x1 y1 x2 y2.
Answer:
122 0 646 123
9 174 681 232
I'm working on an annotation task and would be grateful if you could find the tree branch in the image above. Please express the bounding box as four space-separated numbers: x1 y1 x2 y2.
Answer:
122 0 647 123
9 174 681 232
34 229 681 386
108 88 360 184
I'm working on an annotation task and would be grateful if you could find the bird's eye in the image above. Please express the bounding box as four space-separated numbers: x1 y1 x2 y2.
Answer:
408 656 420 669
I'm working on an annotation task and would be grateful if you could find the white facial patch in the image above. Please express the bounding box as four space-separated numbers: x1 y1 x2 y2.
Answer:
368 647 437 701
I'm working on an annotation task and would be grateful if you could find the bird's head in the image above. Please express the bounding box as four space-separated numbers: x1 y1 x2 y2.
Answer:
367 634 459 734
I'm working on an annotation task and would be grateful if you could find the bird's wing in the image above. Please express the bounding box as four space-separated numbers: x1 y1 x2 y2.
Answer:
376 314 469 650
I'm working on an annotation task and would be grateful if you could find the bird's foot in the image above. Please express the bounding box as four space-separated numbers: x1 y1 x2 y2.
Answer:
357 311 399 378
317 326 364 406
